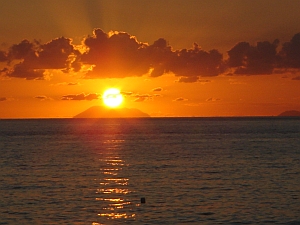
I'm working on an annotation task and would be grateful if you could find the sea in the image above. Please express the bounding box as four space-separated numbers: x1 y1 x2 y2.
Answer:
0 117 299 225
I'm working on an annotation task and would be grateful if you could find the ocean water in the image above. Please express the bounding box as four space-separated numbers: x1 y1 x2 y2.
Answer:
0 117 299 225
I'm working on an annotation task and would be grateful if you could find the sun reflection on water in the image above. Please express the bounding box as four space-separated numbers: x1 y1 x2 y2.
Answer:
95 142 136 222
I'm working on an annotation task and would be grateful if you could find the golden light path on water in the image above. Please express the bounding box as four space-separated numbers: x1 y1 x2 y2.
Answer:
94 139 137 223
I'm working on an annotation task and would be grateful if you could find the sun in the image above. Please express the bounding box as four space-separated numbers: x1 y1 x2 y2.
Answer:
102 88 123 108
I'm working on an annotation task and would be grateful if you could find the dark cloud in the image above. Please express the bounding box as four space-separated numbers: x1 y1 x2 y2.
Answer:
2 37 79 79
2 40 45 79
36 37 79 70
227 42 250 67
280 33 300 68
82 29 149 78
1 29 300 81
8 39 36 61
145 38 173 77
170 44 223 79
0 97 7 101
0 51 7 62
227 40 279 75
7 63 45 80
81 30 223 80
62 93 99 101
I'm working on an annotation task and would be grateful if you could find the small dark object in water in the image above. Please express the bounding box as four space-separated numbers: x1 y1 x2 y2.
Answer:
141 197 146 203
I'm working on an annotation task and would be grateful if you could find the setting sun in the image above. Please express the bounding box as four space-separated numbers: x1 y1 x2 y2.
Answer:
102 88 123 108
1 1 300 119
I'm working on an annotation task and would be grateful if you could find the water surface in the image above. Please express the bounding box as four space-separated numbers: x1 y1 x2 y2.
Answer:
0 118 299 224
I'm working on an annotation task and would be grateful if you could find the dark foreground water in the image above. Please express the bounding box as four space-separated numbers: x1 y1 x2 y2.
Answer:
0 117 299 224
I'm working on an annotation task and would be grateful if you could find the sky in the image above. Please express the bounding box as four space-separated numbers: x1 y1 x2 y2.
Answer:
0 0 300 118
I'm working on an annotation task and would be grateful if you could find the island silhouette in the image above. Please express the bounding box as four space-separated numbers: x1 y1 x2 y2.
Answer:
74 106 150 118
278 110 300 117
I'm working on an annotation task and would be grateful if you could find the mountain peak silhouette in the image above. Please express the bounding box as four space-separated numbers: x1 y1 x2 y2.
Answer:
277 110 300 117
74 106 150 118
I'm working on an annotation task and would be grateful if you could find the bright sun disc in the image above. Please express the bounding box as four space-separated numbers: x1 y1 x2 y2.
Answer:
103 88 123 108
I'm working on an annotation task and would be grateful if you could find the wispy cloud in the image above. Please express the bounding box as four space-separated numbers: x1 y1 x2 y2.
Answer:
61 93 99 100
34 95 52 100
206 97 221 102
292 76 300 80
133 94 152 102
151 87 163 92
173 97 188 102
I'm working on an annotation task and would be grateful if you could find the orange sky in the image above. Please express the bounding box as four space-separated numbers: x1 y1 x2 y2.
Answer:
0 0 300 118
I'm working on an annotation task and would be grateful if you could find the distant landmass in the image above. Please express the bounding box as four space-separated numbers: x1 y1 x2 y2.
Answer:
278 110 300 117
74 106 150 118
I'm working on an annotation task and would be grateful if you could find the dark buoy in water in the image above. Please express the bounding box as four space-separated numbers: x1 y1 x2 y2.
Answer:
141 197 146 204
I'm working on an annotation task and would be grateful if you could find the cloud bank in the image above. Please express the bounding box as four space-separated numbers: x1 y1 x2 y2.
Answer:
1 29 300 82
